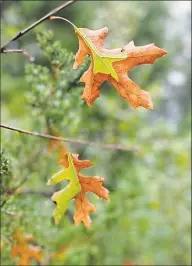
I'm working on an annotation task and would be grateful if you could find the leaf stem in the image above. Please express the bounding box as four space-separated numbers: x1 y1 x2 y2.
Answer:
49 16 77 29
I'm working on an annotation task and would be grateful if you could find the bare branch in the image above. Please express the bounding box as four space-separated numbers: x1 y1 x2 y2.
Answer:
0 0 77 52
0 124 140 152
2 49 34 61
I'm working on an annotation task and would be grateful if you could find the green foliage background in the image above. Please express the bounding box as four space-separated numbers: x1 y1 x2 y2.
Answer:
1 1 191 265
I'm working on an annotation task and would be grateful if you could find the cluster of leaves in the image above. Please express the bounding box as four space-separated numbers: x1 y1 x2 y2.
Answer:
1 1 191 264
0 150 12 177
25 30 110 228
39 21 166 231
1 150 13 206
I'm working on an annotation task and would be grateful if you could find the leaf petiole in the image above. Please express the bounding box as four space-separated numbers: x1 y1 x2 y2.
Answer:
49 16 77 29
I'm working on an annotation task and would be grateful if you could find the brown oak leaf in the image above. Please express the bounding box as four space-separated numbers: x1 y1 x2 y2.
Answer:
11 229 42 266
74 175 109 227
73 27 167 109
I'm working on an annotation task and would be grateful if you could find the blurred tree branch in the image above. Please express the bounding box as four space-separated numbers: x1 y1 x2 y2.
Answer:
0 124 140 152
2 49 34 61
0 0 77 53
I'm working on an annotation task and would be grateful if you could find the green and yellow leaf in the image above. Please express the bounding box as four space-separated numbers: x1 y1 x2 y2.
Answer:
47 153 81 224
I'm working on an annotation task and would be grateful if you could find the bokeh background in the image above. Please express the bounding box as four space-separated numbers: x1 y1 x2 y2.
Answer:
1 1 191 265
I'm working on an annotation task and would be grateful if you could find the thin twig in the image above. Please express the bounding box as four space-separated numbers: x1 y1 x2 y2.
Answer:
0 0 77 52
2 49 34 61
0 124 140 152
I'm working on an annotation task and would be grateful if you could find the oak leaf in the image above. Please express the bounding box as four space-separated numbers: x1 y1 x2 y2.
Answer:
74 175 109 227
60 152 109 228
11 229 41 266
47 134 109 227
47 153 81 224
73 27 167 109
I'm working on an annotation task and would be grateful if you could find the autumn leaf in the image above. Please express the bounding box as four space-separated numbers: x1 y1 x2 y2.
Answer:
11 229 41 266
74 175 109 228
73 27 167 109
59 152 109 228
46 126 109 228
47 152 81 224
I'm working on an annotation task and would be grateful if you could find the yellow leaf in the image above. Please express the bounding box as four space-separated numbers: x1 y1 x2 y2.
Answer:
47 153 81 224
